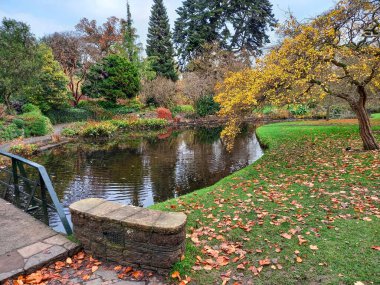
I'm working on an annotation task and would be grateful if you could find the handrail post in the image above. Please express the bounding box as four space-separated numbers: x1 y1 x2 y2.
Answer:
11 158 20 207
39 174 49 225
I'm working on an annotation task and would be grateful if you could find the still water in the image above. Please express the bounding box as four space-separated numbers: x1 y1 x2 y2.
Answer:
34 125 263 232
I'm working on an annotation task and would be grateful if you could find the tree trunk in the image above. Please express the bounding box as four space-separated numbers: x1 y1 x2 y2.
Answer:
349 87 379 150
326 104 331 121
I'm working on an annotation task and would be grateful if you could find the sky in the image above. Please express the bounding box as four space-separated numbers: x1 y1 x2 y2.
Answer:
0 0 336 48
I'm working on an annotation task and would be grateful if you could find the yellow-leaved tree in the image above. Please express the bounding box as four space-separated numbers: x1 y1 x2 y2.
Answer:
215 0 380 150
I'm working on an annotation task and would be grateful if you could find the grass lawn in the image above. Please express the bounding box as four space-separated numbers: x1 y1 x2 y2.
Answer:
151 116 380 284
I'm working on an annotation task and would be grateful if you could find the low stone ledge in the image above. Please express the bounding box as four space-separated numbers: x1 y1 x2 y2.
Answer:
69 198 187 271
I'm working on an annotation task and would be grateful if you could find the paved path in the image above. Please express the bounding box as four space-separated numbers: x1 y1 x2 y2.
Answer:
0 198 80 282
0 123 70 152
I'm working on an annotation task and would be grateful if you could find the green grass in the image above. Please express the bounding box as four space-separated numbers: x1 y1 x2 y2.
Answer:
372 113 380 119
151 117 380 284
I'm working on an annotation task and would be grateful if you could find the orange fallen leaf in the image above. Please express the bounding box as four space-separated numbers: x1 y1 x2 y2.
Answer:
82 275 90 281
91 266 98 273
259 259 271 266
76 252 85 260
280 233 292 239
310 245 318 250
124 267 133 274
171 271 181 280
114 265 122 271
371 246 380 251
131 271 144 280
296 256 303 263
237 263 245 270
66 257 72 264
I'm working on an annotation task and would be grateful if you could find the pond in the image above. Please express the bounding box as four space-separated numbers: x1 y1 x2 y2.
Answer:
33 125 263 232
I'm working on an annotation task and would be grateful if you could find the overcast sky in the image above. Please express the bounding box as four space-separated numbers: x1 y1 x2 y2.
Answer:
0 0 336 48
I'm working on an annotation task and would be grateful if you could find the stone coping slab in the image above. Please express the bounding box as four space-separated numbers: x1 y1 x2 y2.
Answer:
70 198 187 234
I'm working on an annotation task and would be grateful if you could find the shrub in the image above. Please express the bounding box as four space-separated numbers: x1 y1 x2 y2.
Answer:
171 105 195 116
46 108 93 124
81 122 118 138
22 103 40 114
9 143 38 157
140 76 178 107
0 123 23 141
18 111 53 137
288 104 309 116
82 54 141 102
156 107 172 120
111 118 168 130
195 95 220 117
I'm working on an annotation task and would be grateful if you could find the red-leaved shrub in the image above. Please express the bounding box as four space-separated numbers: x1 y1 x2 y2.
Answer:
156 107 172 120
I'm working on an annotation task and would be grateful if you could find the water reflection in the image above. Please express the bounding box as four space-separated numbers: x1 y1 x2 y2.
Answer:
34 125 263 232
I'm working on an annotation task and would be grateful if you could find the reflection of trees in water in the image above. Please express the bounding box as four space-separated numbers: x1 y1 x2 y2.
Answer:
34 126 263 210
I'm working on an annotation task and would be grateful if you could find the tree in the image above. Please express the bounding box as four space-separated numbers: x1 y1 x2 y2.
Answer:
25 44 69 112
75 17 123 58
43 32 91 105
0 18 39 109
174 0 276 67
82 54 140 102
120 1 141 63
146 0 177 81
215 0 380 150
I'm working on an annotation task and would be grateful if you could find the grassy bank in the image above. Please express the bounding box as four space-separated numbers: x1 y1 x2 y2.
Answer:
151 117 380 284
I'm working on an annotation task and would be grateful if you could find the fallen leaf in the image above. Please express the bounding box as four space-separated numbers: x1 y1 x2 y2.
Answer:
171 271 181 280
371 246 380 251
259 259 271 266
310 245 318 250
296 256 303 263
66 257 72 264
131 271 144 280
91 266 98 273
280 233 292 239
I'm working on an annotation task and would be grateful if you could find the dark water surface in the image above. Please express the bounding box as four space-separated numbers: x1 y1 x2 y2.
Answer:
33 126 263 232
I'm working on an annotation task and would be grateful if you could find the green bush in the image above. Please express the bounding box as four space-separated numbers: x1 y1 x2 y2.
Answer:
171 105 195 116
195 95 220 117
110 118 168 130
81 122 118 138
22 103 40 114
288 104 309 116
82 54 141 102
0 123 23 141
18 111 53 137
46 108 93 124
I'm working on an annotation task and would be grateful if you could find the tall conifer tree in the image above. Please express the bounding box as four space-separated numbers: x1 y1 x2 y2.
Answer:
146 0 177 81
122 1 140 63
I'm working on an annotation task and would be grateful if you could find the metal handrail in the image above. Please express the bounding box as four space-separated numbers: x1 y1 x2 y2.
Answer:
0 150 72 235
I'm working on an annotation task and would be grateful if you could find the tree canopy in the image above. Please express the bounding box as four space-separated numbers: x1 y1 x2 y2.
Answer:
82 54 140 102
216 0 380 150
173 0 277 67
146 0 177 81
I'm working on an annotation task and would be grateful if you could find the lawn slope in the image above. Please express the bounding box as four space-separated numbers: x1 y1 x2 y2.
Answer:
151 117 380 285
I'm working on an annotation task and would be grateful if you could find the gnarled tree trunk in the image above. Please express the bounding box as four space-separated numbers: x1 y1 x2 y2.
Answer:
348 87 379 150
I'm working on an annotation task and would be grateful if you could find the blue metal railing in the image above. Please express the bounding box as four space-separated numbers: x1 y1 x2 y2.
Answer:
0 150 72 235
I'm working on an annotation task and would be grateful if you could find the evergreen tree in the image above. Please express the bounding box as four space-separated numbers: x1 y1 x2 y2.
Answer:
82 54 140 102
146 0 177 81
174 0 277 67
121 1 141 63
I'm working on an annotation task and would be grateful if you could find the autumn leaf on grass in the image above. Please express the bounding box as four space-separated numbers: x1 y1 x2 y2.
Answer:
371 246 380 251
216 256 230 266
298 235 307 245
171 271 181 280
310 245 318 250
280 233 292 239
259 259 271 266
296 256 303 263
179 277 191 285
237 263 245 270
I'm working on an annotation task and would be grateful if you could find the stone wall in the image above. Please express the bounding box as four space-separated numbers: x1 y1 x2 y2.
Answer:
69 198 187 272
